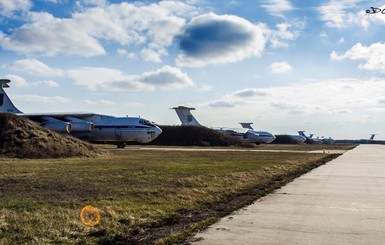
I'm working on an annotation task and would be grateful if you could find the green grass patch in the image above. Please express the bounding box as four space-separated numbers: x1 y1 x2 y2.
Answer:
0 148 345 244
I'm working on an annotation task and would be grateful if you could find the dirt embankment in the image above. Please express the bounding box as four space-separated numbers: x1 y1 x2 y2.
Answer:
148 125 254 147
0 113 106 158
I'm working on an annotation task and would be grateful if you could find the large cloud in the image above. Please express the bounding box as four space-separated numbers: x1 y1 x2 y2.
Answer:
198 78 385 138
68 65 194 92
0 2 188 58
8 58 64 76
0 0 31 17
176 13 267 67
331 42 385 73
4 74 29 87
205 78 385 115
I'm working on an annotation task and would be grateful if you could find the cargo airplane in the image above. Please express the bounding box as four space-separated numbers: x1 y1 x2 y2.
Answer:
172 106 275 144
0 79 162 148
355 134 376 144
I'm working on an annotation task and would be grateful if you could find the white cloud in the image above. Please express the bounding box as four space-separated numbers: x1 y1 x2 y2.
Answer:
208 100 236 108
3 74 29 87
0 12 105 56
117 49 136 59
319 31 328 39
68 65 194 92
140 48 166 63
0 0 31 17
84 99 115 105
331 42 385 73
270 61 292 73
233 88 269 97
0 1 188 58
199 78 385 137
267 21 302 49
33 80 60 88
261 0 294 18
176 13 267 67
318 0 369 29
8 58 63 77
12 94 71 104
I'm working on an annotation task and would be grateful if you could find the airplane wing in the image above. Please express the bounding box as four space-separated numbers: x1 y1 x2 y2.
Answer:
20 112 97 133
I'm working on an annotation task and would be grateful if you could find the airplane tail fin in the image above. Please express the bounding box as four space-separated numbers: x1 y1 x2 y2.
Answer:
171 106 201 126
298 131 307 137
370 134 376 141
0 79 22 114
240 122 254 130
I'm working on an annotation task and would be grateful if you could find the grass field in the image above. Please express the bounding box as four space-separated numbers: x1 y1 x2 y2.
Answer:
0 146 352 244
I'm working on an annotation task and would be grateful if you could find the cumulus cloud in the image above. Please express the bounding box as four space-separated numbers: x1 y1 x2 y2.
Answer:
33 80 60 88
270 61 292 73
204 78 385 115
3 74 29 87
0 2 188 58
68 65 194 92
176 13 267 67
12 94 71 104
0 0 31 17
8 58 63 76
331 42 385 73
233 88 268 97
117 49 136 59
261 0 294 18
318 0 368 29
84 99 115 105
208 100 236 108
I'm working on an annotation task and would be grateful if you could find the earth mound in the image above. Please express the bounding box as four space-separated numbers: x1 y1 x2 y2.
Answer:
0 113 106 158
271 135 304 144
148 125 253 147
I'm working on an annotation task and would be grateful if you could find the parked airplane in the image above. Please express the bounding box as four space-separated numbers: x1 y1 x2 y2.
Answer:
298 131 322 144
355 134 376 144
320 137 336 145
238 123 276 144
171 106 274 144
297 131 335 144
240 123 302 143
0 79 162 148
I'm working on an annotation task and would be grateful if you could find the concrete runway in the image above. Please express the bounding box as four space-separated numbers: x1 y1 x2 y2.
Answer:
190 144 385 245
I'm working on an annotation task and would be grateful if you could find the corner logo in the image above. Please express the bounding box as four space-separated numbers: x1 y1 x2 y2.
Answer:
80 205 101 227
366 7 385 14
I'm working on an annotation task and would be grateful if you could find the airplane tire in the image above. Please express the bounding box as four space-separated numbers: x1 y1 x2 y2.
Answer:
117 142 126 148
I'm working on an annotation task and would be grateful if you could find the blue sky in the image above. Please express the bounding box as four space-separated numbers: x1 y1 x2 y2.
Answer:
1 0 385 139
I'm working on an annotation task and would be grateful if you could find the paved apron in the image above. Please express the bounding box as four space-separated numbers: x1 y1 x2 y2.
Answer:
191 145 385 245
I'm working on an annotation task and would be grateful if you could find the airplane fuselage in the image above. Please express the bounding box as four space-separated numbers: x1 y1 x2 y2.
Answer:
70 115 161 144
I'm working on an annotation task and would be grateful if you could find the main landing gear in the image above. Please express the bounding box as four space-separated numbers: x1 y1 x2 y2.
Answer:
117 142 126 148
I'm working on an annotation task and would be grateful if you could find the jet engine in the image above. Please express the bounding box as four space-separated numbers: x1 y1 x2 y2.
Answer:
65 117 94 132
41 116 72 133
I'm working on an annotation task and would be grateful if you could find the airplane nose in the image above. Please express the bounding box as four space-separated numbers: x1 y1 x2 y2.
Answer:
155 126 162 138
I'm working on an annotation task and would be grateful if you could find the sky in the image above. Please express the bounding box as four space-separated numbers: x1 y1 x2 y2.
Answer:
1 0 385 140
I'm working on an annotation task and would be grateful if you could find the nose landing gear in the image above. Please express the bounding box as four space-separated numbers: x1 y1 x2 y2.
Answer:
117 142 126 148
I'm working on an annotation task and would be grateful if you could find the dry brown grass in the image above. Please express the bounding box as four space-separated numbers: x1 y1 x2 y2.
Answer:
0 148 342 244
0 113 106 158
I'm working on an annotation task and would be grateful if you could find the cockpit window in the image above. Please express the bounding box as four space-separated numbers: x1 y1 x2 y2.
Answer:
139 119 156 127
